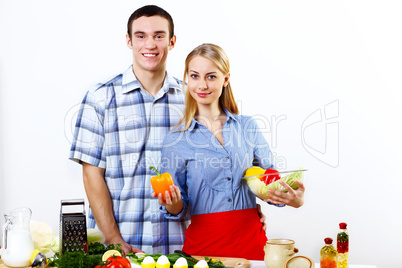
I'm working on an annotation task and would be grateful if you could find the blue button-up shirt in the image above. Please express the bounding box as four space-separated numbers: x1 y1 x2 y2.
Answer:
160 110 275 220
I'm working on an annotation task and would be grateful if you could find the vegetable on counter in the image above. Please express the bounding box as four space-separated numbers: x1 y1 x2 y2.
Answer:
48 243 224 268
105 256 132 268
102 249 122 262
149 166 174 201
88 228 106 245
48 242 122 268
30 220 56 254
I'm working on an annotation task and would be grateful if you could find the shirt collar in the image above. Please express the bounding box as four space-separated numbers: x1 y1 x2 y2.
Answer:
223 108 238 122
187 108 238 132
121 65 182 94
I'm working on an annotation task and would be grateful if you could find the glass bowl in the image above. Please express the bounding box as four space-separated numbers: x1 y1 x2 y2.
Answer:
242 169 307 202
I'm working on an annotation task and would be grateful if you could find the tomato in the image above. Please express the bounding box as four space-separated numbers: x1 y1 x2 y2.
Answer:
107 260 124 268
107 256 131 268
263 169 281 185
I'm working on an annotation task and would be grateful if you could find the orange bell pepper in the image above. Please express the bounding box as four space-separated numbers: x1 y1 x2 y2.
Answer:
149 166 174 201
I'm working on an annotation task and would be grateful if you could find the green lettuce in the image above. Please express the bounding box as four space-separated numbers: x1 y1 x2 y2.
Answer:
87 228 105 244
246 170 304 201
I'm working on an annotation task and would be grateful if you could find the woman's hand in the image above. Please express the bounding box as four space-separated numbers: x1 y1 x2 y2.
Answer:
257 204 267 231
266 180 305 208
152 185 183 215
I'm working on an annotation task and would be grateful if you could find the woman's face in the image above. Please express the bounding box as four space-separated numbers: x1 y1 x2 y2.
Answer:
187 56 229 108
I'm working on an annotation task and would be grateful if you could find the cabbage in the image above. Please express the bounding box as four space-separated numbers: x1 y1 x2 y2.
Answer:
246 170 304 201
30 220 56 254
50 236 60 253
87 228 105 244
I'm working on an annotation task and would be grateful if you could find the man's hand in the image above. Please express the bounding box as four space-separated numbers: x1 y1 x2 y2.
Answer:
266 180 305 208
106 237 143 256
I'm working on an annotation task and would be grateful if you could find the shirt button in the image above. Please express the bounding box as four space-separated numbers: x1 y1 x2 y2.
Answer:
227 177 231 181
228 199 232 202
226 156 229 159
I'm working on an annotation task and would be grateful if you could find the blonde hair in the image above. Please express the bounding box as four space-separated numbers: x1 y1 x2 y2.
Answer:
177 43 239 132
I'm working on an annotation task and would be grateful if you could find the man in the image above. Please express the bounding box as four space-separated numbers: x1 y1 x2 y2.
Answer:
69 5 188 255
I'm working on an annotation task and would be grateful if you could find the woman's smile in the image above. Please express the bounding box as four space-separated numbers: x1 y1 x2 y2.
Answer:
196 92 211 98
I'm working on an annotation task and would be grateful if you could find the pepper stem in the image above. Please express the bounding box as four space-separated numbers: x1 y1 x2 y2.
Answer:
149 166 161 177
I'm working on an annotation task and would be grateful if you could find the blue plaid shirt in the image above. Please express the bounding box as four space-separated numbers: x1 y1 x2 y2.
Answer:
69 66 190 254
159 110 276 220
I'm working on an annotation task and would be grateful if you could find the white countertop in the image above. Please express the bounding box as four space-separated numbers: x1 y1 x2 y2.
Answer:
250 260 377 268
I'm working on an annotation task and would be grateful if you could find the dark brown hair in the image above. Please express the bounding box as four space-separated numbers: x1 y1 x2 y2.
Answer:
127 5 174 39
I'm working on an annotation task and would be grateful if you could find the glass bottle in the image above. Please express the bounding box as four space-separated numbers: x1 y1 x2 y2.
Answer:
337 222 349 268
320 237 337 268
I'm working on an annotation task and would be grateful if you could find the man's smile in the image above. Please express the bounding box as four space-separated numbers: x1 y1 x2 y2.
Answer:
143 53 158 58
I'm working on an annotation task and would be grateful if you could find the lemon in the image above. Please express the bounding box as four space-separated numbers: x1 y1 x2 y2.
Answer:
244 166 265 179
30 249 47 267
102 249 122 262
30 249 41 264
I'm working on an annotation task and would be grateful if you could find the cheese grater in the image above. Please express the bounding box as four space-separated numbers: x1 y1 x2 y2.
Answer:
59 199 88 254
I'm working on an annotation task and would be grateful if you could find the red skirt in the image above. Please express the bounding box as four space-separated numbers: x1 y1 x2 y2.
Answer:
182 208 267 260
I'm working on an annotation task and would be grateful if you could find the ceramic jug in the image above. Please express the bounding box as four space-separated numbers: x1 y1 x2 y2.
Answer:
264 239 298 268
1 207 35 267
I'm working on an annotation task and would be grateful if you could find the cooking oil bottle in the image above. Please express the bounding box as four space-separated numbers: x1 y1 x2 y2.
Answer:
320 237 337 268
337 222 349 268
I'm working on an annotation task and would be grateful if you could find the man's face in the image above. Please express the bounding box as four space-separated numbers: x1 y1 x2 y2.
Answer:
126 16 176 74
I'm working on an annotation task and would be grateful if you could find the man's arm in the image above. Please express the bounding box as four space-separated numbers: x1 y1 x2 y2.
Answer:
82 162 143 255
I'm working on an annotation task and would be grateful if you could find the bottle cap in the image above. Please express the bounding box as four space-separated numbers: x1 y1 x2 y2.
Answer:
324 237 333 244
339 222 347 229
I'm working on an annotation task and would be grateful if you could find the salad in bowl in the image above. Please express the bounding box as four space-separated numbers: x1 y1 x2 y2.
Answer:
243 167 307 202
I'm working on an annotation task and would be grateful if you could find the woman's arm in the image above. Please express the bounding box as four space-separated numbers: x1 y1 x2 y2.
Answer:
156 133 190 220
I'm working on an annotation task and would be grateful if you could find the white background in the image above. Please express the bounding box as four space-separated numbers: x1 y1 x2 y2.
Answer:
1 0 401 267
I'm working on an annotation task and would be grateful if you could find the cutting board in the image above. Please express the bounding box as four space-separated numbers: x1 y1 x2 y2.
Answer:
192 256 251 268
1 255 251 268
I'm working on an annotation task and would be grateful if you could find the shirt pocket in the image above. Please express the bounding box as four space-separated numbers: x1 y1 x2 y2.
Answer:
187 155 228 192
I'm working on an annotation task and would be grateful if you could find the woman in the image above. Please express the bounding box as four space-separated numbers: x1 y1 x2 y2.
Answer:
154 43 305 260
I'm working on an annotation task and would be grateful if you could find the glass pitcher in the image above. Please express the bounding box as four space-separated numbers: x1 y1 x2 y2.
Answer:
2 207 35 267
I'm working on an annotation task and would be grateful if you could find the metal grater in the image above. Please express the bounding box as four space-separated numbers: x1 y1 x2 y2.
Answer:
59 199 88 254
